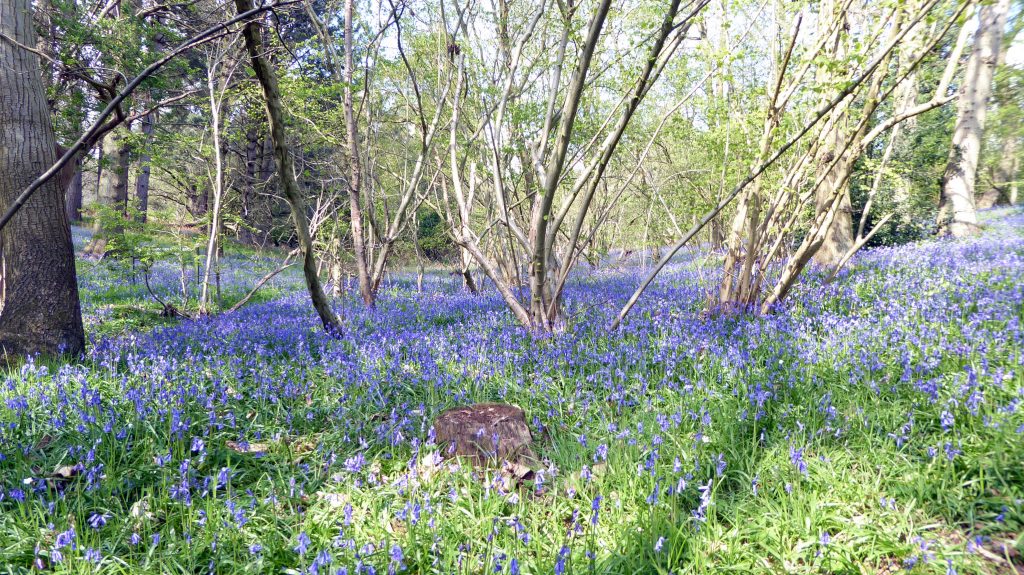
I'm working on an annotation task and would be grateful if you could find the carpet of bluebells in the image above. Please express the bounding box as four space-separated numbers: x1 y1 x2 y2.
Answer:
1 210 1022 574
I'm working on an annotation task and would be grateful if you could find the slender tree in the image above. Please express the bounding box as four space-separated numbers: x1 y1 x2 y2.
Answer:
234 0 343 333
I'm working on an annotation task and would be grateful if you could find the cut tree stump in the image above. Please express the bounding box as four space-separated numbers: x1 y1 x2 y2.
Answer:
433 403 535 466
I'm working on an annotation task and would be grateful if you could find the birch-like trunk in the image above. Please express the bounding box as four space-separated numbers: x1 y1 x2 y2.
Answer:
200 64 228 313
939 0 1011 236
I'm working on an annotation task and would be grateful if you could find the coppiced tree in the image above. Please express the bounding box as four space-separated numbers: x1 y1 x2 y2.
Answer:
442 0 710 331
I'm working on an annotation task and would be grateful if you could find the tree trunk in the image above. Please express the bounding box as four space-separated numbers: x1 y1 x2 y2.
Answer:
459 247 477 294
709 216 724 248
329 232 343 297
812 157 855 266
88 125 130 256
97 128 130 218
189 184 209 220
343 0 375 307
939 0 1010 236
1009 156 1020 206
239 125 261 244
65 155 83 223
0 0 85 357
811 0 855 267
200 67 227 314
135 112 155 222
987 136 1018 207
235 0 343 334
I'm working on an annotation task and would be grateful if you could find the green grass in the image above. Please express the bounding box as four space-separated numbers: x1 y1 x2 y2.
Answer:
1 217 1022 574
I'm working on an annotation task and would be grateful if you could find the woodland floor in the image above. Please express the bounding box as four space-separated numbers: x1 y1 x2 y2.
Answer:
0 209 1022 574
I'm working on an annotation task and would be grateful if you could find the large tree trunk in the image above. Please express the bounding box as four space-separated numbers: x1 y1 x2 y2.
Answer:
96 128 130 219
87 125 130 256
0 0 85 357
189 184 208 220
812 156 855 266
135 112 155 222
938 0 1011 236
235 0 343 334
811 0 855 267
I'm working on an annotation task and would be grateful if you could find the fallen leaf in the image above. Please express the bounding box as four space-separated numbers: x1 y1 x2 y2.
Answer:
226 440 269 455
51 465 79 480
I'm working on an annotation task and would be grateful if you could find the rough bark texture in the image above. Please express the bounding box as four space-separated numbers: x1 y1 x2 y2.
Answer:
460 247 478 294
135 112 155 222
0 0 85 358
235 0 343 334
239 125 261 244
65 155 83 222
433 404 535 465
189 184 209 219
939 0 1010 236
812 155 855 266
811 0 854 267
88 125 130 256
96 127 130 220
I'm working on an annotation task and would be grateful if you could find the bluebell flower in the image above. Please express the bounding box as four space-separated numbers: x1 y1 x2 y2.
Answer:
790 446 807 475
84 547 101 564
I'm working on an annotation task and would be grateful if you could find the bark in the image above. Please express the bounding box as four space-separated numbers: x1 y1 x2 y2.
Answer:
200 61 228 313
460 247 477 294
65 155 83 222
235 0 342 334
190 184 209 219
812 154 855 266
433 404 535 465
527 0 613 331
239 125 261 244
1011 158 1020 206
135 112 155 222
412 210 424 293
0 0 84 358
343 0 374 307
811 0 854 267
709 217 724 248
88 125 130 256
329 232 343 297
98 128 130 218
982 136 1018 207
939 0 1011 236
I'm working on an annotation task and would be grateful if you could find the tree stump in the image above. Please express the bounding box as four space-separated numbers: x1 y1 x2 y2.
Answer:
433 403 535 466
